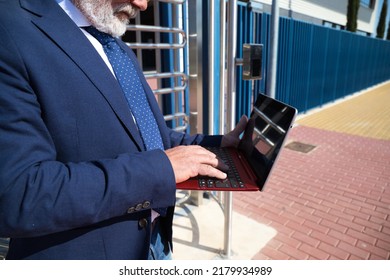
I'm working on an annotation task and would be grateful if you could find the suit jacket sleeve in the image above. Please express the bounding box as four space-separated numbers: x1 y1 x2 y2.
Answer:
168 130 223 148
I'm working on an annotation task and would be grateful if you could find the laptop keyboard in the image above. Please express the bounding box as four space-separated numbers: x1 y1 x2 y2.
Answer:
198 147 245 189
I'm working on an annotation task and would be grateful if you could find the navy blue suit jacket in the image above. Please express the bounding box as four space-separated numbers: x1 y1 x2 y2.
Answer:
0 0 221 259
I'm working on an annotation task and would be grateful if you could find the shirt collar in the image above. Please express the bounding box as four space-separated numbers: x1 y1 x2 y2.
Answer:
56 0 91 27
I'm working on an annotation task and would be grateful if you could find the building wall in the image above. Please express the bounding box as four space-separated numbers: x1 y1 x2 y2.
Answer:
250 0 379 35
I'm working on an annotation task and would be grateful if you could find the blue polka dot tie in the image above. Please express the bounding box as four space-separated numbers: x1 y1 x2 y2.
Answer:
84 26 164 151
85 27 167 217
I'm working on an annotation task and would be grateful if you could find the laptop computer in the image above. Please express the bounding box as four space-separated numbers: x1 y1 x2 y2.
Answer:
176 93 297 192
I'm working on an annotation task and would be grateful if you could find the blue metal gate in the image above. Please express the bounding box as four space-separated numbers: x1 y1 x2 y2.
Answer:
235 2 390 118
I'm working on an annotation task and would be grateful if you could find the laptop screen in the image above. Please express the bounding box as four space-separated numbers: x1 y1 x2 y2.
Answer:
239 94 297 190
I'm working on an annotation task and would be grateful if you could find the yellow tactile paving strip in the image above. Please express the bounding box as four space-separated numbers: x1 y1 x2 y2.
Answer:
296 81 390 140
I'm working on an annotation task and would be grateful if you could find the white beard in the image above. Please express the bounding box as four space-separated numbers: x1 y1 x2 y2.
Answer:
73 0 139 37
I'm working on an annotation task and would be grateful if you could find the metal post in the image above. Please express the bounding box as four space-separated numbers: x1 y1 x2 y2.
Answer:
267 0 280 99
188 0 205 205
226 0 237 132
188 0 204 135
208 0 215 134
219 0 226 133
223 0 238 259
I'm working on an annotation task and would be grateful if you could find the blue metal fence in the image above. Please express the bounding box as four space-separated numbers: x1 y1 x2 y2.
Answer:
235 2 390 119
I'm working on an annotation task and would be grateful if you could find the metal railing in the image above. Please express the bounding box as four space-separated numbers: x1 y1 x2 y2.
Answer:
125 0 189 132
125 25 186 50
0 238 8 260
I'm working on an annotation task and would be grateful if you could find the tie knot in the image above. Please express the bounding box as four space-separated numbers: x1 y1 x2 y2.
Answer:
83 26 116 45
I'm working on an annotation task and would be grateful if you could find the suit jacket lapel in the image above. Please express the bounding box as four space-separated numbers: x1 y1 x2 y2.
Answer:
20 0 145 151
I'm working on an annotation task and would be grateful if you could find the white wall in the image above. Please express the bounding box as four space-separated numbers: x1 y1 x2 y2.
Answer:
251 0 379 34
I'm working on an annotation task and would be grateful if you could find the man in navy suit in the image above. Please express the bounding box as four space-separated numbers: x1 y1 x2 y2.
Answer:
0 0 247 259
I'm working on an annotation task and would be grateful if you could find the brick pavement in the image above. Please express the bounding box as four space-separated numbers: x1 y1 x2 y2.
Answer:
233 82 390 260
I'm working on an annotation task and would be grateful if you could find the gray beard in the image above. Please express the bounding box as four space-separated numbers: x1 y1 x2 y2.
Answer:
72 0 138 37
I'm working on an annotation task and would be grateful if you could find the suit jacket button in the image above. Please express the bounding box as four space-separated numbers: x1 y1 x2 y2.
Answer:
138 218 148 229
142 201 151 209
135 203 143 211
127 207 135 214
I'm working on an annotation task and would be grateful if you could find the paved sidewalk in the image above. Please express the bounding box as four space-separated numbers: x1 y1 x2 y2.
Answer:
173 81 390 260
296 81 390 140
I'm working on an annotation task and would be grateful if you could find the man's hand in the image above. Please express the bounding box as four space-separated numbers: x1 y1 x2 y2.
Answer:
165 145 228 184
221 115 249 148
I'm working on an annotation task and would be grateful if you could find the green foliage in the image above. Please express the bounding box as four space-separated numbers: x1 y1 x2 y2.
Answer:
387 19 390 40
376 0 388 39
346 0 360 32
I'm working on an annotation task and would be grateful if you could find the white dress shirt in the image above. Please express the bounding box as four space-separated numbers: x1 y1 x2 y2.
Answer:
56 0 115 75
